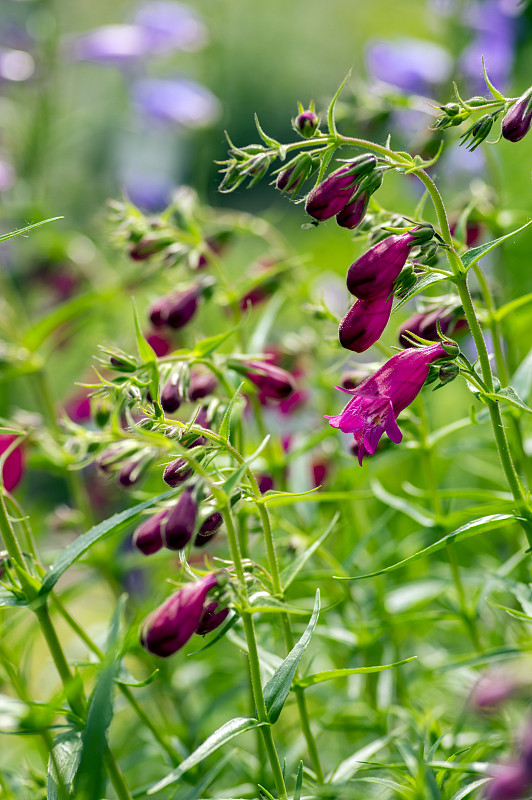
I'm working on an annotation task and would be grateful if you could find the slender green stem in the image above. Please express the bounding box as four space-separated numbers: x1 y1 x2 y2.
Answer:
411 169 532 543
222 506 288 800
103 747 133 800
0 491 26 569
51 595 181 766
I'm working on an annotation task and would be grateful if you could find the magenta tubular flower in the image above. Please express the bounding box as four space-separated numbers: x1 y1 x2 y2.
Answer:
140 572 219 656
163 457 193 487
339 294 393 353
305 155 377 221
336 191 370 230
195 601 229 634
244 360 295 400
326 343 447 464
163 487 197 550
502 88 532 143
0 435 23 492
133 510 169 555
346 231 422 299
486 762 531 800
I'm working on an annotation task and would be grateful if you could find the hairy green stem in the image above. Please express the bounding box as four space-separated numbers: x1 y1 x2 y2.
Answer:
221 505 288 800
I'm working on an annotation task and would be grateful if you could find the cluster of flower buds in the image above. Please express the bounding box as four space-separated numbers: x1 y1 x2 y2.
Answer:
140 571 229 657
459 113 497 152
149 281 212 331
218 141 272 193
97 442 157 489
160 368 217 415
433 96 492 131
340 225 434 352
305 154 383 230
502 87 532 143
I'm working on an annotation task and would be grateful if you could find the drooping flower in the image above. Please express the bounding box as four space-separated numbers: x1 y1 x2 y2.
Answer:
195 511 223 547
243 360 295 401
163 457 193 488
133 509 169 555
339 294 393 353
163 487 197 550
195 601 229 634
326 343 448 465
140 572 220 656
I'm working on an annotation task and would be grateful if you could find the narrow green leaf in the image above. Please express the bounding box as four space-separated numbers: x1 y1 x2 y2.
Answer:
47 730 83 800
75 597 125 799
392 273 450 313
296 657 416 689
219 382 244 441
39 490 175 596
115 669 159 688
293 761 304 800
335 514 521 581
450 778 490 800
147 717 267 794
327 71 351 138
371 480 435 528
496 292 532 322
254 113 280 148
0 216 63 243
176 750 235 800
263 489 371 507
22 289 112 352
435 646 521 672
193 325 240 358
263 590 320 723
132 300 156 364
488 599 532 625
329 735 392 782
482 56 505 102
280 512 339 591
483 386 532 414
461 220 532 272
511 346 532 401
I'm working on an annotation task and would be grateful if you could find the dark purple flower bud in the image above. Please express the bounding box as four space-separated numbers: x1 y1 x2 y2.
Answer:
195 511 223 547
163 457 193 487
294 109 319 138
502 88 532 142
118 457 148 488
161 380 182 414
188 371 217 401
195 601 229 635
163 488 197 550
398 306 467 347
336 192 371 230
129 237 171 261
305 155 377 221
346 229 428 299
243 360 295 400
257 474 274 494
149 297 170 328
276 153 315 195
165 285 201 329
140 572 219 656
133 510 168 555
339 295 393 353
486 762 531 800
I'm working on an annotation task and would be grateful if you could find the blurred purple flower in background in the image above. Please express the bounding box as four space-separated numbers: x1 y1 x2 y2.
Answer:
366 38 452 94
0 47 34 82
460 0 520 91
132 77 220 127
68 1 206 65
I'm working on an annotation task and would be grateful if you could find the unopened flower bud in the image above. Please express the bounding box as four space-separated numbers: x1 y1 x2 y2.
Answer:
92 397 111 428
243 360 295 400
336 170 383 230
305 155 377 221
188 372 217 401
438 362 459 385
339 295 393 353
502 88 532 142
118 456 150 488
460 113 494 152
0 435 23 493
276 153 316 195
163 457 193 487
195 511 223 547
133 510 168 555
161 380 182 414
293 109 319 138
393 265 418 298
165 285 202 330
149 297 170 328
347 229 424 299
109 354 137 372
258 474 274 494
195 601 229 635
129 236 171 261
163 488 197 550
140 572 220 656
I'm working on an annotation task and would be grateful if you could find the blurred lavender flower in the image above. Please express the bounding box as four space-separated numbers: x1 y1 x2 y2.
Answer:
68 2 206 66
132 77 220 127
366 38 452 94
